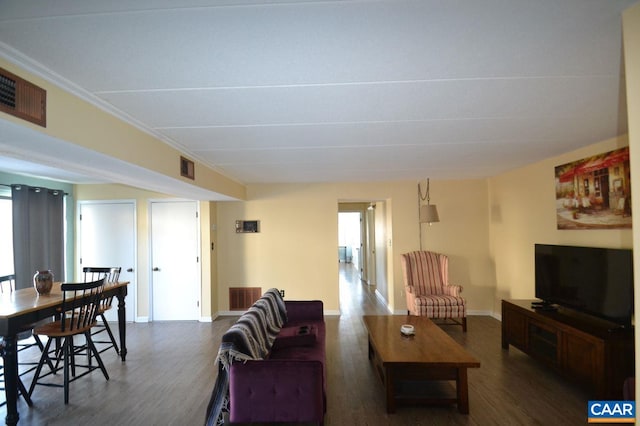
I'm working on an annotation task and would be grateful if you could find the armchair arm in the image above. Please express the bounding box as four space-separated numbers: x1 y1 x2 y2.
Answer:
443 284 463 297
229 360 324 423
405 286 418 315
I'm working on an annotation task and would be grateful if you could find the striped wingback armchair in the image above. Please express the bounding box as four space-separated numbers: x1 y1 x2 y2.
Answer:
401 251 467 332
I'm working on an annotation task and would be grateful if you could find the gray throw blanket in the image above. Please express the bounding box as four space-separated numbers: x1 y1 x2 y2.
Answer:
205 288 287 426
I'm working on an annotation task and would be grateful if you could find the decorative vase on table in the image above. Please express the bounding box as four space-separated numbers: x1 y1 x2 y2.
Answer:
33 270 53 295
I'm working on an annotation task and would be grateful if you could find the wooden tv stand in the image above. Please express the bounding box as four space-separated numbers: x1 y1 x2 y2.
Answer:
501 299 634 399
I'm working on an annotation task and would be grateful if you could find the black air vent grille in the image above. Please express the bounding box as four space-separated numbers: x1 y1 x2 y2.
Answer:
0 67 46 127
0 73 16 109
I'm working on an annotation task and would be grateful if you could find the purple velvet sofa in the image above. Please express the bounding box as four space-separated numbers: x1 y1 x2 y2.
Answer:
205 289 326 426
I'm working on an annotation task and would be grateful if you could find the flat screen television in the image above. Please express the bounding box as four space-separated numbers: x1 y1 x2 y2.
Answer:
534 244 634 327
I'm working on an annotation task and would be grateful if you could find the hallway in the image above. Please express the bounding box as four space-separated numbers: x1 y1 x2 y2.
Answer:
338 262 389 317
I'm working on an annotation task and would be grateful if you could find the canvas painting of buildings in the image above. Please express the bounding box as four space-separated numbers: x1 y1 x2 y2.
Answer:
555 147 632 229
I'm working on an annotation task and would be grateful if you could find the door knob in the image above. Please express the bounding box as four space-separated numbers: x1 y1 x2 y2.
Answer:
127 268 134 272
153 267 160 271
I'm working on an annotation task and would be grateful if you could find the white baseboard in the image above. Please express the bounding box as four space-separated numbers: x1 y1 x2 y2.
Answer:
218 310 245 316
135 316 218 322
467 310 494 316
374 289 394 314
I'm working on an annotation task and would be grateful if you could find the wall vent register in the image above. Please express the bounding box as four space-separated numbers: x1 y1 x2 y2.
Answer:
0 67 46 127
180 156 195 180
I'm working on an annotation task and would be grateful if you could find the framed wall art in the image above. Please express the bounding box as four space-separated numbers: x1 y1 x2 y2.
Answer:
555 147 631 230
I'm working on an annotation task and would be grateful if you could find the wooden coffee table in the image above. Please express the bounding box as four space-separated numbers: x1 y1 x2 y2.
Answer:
363 315 480 414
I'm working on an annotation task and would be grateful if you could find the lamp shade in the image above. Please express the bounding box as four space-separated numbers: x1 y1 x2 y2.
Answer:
419 204 440 224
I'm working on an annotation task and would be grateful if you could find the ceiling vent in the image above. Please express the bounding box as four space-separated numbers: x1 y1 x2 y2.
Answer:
0 67 46 127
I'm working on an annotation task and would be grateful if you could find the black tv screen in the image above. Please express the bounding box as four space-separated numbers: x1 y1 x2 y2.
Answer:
534 244 634 326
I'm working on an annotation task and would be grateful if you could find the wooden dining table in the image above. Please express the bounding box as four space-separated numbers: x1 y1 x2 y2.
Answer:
0 281 129 426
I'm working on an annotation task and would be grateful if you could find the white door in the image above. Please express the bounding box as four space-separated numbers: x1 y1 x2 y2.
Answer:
151 200 199 321
78 201 136 322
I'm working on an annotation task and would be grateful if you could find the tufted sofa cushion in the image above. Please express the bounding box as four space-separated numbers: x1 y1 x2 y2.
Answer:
229 360 324 423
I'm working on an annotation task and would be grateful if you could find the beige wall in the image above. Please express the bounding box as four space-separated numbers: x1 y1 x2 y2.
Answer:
217 184 343 313
216 180 496 315
623 1 640 406
200 201 217 321
216 136 633 319
28 138 640 321
418 179 494 314
70 137 635 322
489 136 632 316
206 201 219 320
374 200 389 306
216 183 411 313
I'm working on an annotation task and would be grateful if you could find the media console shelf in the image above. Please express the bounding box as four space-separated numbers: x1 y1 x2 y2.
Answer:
501 299 634 399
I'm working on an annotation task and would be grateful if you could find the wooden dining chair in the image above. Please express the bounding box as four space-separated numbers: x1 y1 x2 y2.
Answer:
83 267 122 355
28 278 109 404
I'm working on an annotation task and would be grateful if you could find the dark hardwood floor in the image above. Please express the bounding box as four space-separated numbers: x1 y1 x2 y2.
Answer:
1 263 592 425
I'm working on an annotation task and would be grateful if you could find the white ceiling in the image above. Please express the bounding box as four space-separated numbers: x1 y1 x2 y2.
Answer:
0 0 637 194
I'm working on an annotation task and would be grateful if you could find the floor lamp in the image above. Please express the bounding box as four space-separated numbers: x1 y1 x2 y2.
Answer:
418 179 440 250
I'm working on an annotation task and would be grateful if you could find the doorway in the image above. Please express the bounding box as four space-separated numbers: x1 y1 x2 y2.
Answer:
337 202 381 286
150 200 200 321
